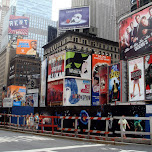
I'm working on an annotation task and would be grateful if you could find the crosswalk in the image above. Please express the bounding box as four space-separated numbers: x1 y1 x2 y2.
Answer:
0 135 54 143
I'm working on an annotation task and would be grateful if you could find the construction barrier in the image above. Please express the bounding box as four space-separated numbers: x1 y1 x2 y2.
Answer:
0 113 152 145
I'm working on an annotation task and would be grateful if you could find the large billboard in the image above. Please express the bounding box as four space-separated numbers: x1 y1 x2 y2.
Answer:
144 54 152 100
8 15 29 35
109 63 120 103
64 78 91 106
128 57 145 101
119 6 152 60
65 51 91 79
59 6 90 30
40 59 47 107
7 85 26 106
16 39 37 55
48 51 65 82
25 93 38 107
92 54 111 106
47 80 63 106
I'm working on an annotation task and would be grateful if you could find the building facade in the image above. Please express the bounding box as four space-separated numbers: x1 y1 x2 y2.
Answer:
43 31 119 64
71 0 131 42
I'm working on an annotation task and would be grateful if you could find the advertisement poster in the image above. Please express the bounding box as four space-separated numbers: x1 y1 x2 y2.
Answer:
40 59 47 107
109 63 120 103
92 54 111 106
59 7 90 30
99 65 108 105
16 39 37 55
65 51 91 79
144 54 152 100
48 51 65 82
25 94 38 107
2 98 12 107
47 80 63 106
8 15 29 35
119 6 152 60
64 78 91 106
128 57 145 101
7 85 26 106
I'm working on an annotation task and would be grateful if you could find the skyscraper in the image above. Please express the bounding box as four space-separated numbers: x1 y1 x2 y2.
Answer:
71 0 131 42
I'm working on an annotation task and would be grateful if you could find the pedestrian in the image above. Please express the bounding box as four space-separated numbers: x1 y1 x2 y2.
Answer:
134 114 143 132
34 113 39 130
29 113 34 130
118 115 130 138
26 114 30 129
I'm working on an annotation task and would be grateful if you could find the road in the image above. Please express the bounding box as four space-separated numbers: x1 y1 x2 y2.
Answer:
0 130 151 152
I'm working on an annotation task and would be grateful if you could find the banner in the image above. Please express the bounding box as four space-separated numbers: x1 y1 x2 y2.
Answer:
7 85 26 106
128 57 145 101
144 54 152 100
119 6 152 60
16 39 37 56
48 51 65 82
109 63 120 103
64 78 91 106
40 59 47 107
59 6 90 30
8 15 29 35
99 65 108 105
65 51 91 79
47 80 63 106
25 94 38 107
92 54 111 106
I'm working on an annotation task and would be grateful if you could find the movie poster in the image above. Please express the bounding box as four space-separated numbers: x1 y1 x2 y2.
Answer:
40 59 47 107
64 78 91 106
109 63 120 103
119 6 152 60
92 54 111 106
128 57 145 101
99 65 108 105
65 51 91 79
48 51 65 82
7 85 26 106
144 54 152 100
47 80 63 106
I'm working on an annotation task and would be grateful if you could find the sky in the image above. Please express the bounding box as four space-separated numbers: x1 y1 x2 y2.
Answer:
52 0 72 21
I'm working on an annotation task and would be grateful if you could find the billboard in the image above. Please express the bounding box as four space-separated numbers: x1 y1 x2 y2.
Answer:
48 51 65 82
65 51 91 79
92 54 111 106
128 57 145 101
2 98 12 107
7 85 26 106
144 54 152 100
119 5 152 60
16 39 37 55
40 59 47 107
8 15 29 35
25 94 38 107
64 78 91 106
59 6 90 30
99 65 108 105
109 63 120 103
47 80 63 106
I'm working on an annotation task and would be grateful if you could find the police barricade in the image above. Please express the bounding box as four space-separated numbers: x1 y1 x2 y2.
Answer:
0 113 152 145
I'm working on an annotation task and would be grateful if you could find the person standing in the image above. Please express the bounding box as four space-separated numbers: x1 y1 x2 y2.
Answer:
29 113 34 130
118 115 130 138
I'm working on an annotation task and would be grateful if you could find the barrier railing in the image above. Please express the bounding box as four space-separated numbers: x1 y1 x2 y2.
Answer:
0 113 152 145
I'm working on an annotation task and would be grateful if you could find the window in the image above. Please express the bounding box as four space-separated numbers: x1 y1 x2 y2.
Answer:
115 54 117 58
103 45 105 49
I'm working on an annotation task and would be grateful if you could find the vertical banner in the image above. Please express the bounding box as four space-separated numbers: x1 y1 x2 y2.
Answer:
92 54 111 106
128 57 145 101
65 51 91 79
64 78 91 106
99 65 108 105
120 61 128 102
48 51 65 81
109 63 120 103
144 54 152 100
40 59 47 107
47 80 63 106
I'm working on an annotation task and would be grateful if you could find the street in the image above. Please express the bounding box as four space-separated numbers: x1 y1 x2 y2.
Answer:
0 130 151 152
